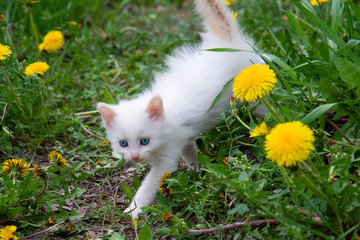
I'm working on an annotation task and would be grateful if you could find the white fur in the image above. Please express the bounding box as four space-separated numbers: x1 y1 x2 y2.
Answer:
98 0 265 218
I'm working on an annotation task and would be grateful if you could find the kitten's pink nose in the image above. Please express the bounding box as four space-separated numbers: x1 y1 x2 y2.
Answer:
131 153 139 160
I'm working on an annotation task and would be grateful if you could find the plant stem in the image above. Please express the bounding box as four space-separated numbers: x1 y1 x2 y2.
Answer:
279 166 296 189
2 26 16 58
297 172 344 234
260 97 284 123
0 65 25 114
304 159 320 176
28 7 40 45
234 114 250 130
75 110 99 116
188 219 278 233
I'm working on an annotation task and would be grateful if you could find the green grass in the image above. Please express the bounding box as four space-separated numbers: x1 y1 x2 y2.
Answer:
1 0 360 239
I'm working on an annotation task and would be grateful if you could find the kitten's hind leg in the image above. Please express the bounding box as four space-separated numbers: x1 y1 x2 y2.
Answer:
182 141 199 171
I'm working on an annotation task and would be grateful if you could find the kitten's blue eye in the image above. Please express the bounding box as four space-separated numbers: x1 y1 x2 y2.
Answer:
140 138 150 145
119 140 128 147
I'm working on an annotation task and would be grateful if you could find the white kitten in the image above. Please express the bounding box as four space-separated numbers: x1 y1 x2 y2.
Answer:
98 0 265 218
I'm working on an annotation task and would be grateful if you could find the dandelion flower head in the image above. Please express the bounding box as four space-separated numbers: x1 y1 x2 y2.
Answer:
232 11 238 20
38 31 64 53
233 64 277 102
0 43 12 61
48 217 55 224
98 140 109 147
250 122 270 137
2 159 29 178
48 151 67 168
265 121 315 167
159 171 171 193
162 212 173 222
25 62 49 76
0 225 18 240
33 164 43 177
310 0 329 6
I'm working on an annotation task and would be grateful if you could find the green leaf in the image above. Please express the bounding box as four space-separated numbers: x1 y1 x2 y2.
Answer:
291 0 358 64
138 224 152 240
330 0 341 32
156 192 170 211
121 182 133 201
103 87 115 104
285 11 310 46
334 57 360 89
108 232 125 240
301 103 337 124
206 48 250 53
6 206 24 219
227 203 250 215
133 171 141 191
71 188 86 198
291 0 345 47
208 79 232 112
204 163 228 177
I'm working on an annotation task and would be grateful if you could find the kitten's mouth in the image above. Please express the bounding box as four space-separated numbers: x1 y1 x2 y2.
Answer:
127 157 145 164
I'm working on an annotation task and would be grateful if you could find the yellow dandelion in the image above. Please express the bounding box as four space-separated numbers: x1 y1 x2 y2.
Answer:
250 122 270 137
0 14 6 25
38 30 64 53
68 21 78 26
48 217 54 224
2 159 29 178
162 212 173 222
33 164 43 177
66 224 75 232
0 225 18 240
24 1 40 4
159 171 171 193
132 217 143 227
265 121 315 167
232 11 238 20
223 0 231 5
310 0 329 6
0 44 12 61
48 151 67 168
233 64 277 102
98 140 109 147
24 62 49 76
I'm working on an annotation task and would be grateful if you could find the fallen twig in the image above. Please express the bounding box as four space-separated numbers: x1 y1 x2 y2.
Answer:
0 148 16 159
188 219 278 234
328 119 355 146
20 220 66 239
1 103 8 123
80 123 104 139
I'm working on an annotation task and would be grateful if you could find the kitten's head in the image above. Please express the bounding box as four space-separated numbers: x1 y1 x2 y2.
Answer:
98 95 164 164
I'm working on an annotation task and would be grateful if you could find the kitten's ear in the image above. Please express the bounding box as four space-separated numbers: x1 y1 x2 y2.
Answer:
97 102 117 128
146 95 163 120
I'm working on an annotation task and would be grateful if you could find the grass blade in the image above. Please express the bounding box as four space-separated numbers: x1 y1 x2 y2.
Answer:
301 103 337 124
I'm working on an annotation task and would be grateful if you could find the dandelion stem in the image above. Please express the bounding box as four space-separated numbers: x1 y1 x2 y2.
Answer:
304 159 320 176
260 97 284 123
75 110 99 116
279 166 296 189
234 114 250 130
297 172 344 234
28 8 40 46
2 26 16 58
0 65 25 114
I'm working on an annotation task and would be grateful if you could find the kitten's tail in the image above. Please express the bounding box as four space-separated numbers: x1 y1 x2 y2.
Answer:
195 0 241 41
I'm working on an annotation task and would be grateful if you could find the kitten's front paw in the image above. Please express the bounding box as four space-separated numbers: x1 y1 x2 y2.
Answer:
124 206 142 218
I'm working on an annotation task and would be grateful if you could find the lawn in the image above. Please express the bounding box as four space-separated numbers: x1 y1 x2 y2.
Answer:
1 0 360 239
